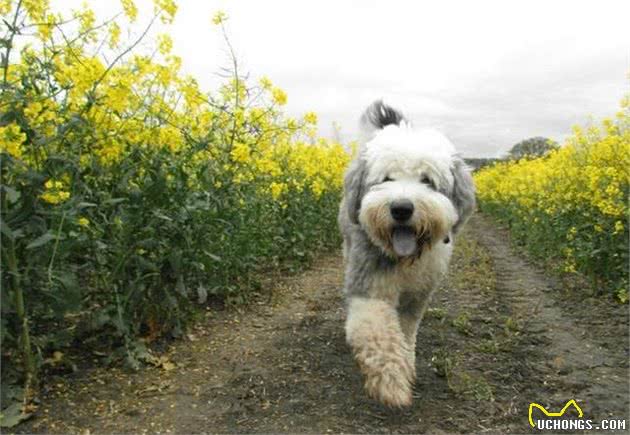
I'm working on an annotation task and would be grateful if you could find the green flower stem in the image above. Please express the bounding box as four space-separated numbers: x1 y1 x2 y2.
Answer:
1 191 36 397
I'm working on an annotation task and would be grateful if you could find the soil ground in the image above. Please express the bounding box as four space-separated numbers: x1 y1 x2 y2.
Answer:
17 213 630 434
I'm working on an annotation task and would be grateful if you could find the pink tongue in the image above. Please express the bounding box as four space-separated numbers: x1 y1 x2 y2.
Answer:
392 227 416 257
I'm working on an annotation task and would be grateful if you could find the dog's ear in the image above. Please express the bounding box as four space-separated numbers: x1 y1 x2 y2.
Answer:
344 157 367 224
450 156 476 233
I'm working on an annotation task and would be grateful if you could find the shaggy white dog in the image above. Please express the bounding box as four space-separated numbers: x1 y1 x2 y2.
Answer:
338 101 475 407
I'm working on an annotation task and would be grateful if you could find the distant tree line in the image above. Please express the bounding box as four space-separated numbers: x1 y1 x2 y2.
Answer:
506 136 559 160
464 158 498 171
465 136 559 171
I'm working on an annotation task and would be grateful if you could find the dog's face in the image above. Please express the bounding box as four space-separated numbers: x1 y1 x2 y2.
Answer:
345 123 475 259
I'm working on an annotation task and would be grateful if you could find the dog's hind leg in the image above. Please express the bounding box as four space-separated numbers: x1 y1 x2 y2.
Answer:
345 297 414 407
399 313 419 363
398 290 435 362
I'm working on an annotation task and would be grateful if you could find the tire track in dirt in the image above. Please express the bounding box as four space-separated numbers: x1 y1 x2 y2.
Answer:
18 213 629 434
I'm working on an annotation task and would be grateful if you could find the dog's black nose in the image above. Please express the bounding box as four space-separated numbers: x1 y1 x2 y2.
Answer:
390 200 414 222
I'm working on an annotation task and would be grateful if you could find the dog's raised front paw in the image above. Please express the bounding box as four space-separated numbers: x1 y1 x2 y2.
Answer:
364 362 413 407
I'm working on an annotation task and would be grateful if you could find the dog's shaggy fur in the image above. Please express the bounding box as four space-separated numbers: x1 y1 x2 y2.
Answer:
339 101 476 407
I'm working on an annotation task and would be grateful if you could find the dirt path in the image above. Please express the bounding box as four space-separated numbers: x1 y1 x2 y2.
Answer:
19 213 629 434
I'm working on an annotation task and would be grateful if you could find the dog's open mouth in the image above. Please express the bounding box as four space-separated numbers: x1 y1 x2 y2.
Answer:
391 226 418 257
391 226 433 258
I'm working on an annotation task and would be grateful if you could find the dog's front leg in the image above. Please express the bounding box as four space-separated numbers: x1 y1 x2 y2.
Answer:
345 297 414 407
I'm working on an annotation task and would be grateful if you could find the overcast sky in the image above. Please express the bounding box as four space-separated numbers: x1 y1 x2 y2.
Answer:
55 0 629 157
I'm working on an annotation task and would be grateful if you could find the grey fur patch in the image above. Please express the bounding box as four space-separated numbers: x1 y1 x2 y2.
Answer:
343 157 368 224
450 156 476 233
342 229 395 299
360 100 405 131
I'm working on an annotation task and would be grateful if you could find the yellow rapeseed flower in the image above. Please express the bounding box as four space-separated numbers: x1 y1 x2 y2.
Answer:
22 0 47 22
230 143 251 164
154 0 177 23
259 76 273 90
614 221 624 234
41 180 70 204
157 34 173 55
304 112 318 125
96 141 124 166
120 0 138 21
212 10 227 25
272 88 287 106
108 22 121 48
0 0 12 15
0 123 26 158
269 182 287 200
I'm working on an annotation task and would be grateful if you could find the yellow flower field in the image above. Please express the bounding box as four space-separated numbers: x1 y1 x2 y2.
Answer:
475 98 629 300
0 0 350 387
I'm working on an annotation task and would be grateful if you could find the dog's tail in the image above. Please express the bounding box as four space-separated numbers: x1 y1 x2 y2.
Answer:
359 100 406 143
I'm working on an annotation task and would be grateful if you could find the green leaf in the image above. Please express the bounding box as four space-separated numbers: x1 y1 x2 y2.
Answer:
133 255 158 272
153 211 173 222
0 402 33 428
103 198 127 206
203 251 222 262
0 220 15 240
197 285 208 304
45 271 82 314
26 232 57 249
175 275 186 297
2 186 20 204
